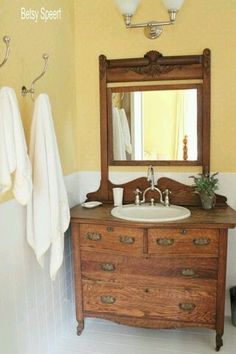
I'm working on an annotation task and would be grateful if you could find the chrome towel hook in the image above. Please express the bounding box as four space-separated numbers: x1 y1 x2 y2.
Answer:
0 36 11 68
22 53 49 100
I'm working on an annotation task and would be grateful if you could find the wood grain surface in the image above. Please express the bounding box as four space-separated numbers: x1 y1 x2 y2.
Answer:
82 280 216 324
71 203 236 347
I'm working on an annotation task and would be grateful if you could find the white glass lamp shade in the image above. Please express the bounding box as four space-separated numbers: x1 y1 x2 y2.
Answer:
162 0 185 11
113 0 141 15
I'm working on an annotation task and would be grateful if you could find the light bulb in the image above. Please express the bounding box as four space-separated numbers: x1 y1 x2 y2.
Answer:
162 0 185 11
113 0 141 15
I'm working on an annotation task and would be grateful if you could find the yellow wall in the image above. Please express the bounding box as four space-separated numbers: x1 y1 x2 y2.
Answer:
1 0 236 204
0 0 77 203
76 0 236 172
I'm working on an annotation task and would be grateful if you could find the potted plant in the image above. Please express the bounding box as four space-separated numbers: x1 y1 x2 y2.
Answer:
189 172 219 209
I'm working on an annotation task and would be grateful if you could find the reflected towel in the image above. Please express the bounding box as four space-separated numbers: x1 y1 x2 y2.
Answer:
112 107 126 160
0 87 32 204
119 108 132 154
27 94 70 280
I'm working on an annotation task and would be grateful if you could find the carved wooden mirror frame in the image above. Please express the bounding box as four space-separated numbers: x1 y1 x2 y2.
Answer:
88 49 213 204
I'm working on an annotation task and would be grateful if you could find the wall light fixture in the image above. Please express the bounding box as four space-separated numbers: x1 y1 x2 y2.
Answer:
113 0 185 39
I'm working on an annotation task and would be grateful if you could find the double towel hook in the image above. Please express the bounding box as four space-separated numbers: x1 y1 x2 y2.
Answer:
0 36 11 68
22 53 49 100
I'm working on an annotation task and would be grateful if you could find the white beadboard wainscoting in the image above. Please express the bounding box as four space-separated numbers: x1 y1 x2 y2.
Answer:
1 171 236 354
0 173 79 354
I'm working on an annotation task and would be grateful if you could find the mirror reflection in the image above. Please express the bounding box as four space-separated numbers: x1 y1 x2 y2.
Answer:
111 88 198 162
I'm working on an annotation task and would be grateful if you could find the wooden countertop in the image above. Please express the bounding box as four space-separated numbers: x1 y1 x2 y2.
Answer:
70 204 236 229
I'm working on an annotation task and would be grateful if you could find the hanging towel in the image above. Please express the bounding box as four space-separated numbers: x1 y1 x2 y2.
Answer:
27 93 70 280
0 87 32 204
119 108 132 155
112 107 126 160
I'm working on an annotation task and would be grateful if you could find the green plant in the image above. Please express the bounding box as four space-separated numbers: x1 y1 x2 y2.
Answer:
189 172 219 196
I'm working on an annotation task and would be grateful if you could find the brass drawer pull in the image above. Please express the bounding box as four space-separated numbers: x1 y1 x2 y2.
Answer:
101 295 116 304
101 263 116 272
193 237 210 246
156 238 174 246
119 236 135 244
179 303 196 312
181 268 196 277
106 227 114 233
180 229 188 235
85 232 102 241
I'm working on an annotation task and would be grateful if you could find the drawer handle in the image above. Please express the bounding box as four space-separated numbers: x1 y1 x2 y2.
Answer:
101 295 116 304
156 238 174 246
101 263 116 272
181 268 196 277
119 236 135 244
193 238 210 246
106 227 114 233
180 229 188 235
179 303 196 312
85 232 102 241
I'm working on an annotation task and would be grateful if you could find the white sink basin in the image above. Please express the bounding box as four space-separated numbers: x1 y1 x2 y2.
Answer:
111 203 191 222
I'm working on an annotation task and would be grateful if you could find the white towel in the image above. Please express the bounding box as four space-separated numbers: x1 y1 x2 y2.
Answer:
112 107 126 160
119 108 132 154
27 93 70 280
0 87 32 204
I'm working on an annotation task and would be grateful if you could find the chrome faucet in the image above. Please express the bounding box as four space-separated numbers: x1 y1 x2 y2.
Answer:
133 166 172 206
141 165 164 204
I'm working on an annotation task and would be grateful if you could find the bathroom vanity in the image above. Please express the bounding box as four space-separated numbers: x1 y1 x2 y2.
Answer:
71 201 236 351
71 49 236 351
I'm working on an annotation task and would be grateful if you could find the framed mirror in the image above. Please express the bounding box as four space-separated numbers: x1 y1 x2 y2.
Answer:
97 49 210 201
108 83 202 166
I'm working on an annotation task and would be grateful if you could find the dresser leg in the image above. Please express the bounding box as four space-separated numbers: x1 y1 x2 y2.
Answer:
77 320 84 336
215 333 223 352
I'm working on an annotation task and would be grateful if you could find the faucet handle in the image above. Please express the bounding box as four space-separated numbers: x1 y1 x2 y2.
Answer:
163 189 171 207
134 188 142 195
163 188 171 195
134 188 142 205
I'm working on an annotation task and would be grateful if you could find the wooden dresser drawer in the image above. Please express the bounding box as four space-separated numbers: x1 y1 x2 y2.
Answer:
83 281 216 325
79 224 144 255
81 251 218 288
148 229 219 256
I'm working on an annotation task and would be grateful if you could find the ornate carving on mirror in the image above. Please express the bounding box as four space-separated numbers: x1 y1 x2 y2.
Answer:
93 49 210 202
